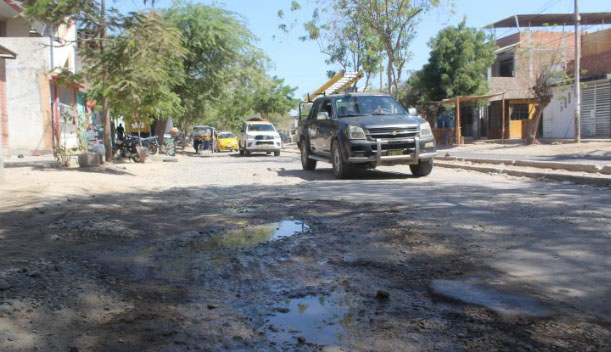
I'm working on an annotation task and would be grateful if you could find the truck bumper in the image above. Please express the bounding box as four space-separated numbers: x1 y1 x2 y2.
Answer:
346 137 436 166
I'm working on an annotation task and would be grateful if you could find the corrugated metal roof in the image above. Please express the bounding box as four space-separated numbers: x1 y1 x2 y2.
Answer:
490 13 611 28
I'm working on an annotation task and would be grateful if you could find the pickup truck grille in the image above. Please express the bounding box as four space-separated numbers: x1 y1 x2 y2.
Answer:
255 135 274 140
366 127 418 140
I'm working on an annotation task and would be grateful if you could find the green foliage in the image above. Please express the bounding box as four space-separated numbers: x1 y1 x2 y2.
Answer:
90 11 186 128
419 19 497 101
252 77 298 119
164 3 261 129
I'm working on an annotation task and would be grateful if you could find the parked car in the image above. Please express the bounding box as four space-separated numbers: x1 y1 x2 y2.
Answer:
296 93 436 178
215 131 239 152
238 120 282 156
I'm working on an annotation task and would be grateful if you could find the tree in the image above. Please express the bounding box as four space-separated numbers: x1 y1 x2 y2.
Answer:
24 0 156 162
94 11 185 143
163 3 264 133
524 54 569 145
252 77 298 119
346 0 442 94
279 0 449 95
419 20 496 101
279 1 383 90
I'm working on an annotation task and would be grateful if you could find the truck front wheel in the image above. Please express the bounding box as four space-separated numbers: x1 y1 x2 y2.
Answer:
410 159 433 177
331 141 351 179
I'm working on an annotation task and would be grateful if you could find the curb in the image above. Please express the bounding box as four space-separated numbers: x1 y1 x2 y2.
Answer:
436 161 611 187
437 156 611 175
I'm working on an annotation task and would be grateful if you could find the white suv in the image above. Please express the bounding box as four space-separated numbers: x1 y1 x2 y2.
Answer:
238 121 282 156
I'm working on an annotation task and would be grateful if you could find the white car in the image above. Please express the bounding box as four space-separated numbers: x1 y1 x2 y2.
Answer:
238 120 282 156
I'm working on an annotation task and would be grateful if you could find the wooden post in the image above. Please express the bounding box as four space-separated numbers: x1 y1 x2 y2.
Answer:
455 97 461 145
501 93 506 144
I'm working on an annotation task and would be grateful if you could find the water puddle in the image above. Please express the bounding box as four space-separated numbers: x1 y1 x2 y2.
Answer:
267 294 356 346
191 220 309 250
430 279 552 317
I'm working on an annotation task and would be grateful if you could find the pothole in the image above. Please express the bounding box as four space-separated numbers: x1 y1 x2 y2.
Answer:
430 279 552 317
267 294 357 346
191 220 309 250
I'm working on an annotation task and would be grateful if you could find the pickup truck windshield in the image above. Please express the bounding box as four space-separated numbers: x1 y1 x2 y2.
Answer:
336 96 406 117
247 124 275 132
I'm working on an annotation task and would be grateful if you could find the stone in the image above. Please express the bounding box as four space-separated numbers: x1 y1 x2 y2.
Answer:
29 270 41 278
78 153 101 168
0 279 10 290
375 290 390 300
275 307 290 313
297 336 306 344
207 304 219 310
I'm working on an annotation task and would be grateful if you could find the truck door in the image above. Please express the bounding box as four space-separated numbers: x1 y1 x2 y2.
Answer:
306 99 323 153
317 99 335 156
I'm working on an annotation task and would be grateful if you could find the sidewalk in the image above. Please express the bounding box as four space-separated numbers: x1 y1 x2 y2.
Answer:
438 141 611 165
435 141 611 187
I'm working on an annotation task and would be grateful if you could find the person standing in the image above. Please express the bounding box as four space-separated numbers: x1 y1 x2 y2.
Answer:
117 123 125 141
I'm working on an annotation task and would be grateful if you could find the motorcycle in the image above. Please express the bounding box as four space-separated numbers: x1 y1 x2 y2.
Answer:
114 137 141 162
127 135 159 155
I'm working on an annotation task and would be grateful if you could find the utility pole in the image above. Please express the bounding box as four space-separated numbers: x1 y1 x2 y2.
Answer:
574 0 581 143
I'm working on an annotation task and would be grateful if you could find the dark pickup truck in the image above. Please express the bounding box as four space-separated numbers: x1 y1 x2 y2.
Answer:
297 93 436 179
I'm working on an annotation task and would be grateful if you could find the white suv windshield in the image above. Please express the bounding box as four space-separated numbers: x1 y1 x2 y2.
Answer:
247 124 275 132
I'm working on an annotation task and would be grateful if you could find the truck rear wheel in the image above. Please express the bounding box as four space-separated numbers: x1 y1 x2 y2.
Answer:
300 141 317 170
410 159 433 177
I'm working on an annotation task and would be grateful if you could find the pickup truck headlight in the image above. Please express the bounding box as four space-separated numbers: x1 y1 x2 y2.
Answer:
419 122 432 137
347 125 366 140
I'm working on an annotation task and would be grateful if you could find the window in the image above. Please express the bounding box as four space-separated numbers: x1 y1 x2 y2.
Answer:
511 104 530 120
335 95 406 117
492 51 515 77
247 123 275 132
0 21 6 37
321 100 333 117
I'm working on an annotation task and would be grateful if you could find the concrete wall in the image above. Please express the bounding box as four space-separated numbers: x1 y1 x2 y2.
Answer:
544 85 577 139
0 37 50 154
5 17 31 37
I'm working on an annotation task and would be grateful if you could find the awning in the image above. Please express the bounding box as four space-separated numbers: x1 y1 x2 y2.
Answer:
437 92 505 105
304 70 363 102
0 45 17 59
490 13 611 28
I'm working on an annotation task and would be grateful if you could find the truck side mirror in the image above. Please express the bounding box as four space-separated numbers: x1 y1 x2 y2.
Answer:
316 112 329 120
408 108 418 116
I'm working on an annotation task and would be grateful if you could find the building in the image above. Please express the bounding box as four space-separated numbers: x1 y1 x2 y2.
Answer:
543 28 611 139
485 13 611 141
0 0 84 156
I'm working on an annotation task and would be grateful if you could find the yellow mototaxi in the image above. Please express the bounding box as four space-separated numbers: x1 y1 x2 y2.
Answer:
192 125 216 154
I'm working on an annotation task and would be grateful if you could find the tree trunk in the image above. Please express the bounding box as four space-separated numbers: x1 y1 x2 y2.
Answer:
136 115 142 146
526 104 545 145
100 0 113 163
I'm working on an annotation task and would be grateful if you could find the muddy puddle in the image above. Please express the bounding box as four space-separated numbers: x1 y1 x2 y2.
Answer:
267 294 358 347
191 220 309 250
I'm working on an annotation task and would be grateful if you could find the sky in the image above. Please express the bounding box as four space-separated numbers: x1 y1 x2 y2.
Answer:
117 0 611 99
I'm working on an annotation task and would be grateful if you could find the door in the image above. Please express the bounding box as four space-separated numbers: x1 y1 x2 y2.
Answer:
305 99 323 153
317 99 335 156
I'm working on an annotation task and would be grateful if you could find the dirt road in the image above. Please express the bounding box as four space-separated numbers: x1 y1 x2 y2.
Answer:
0 151 610 351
